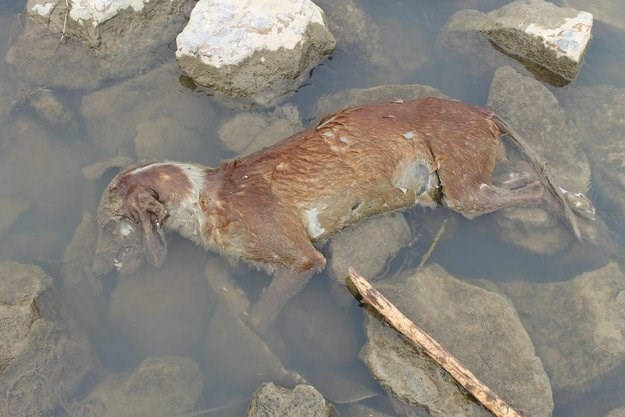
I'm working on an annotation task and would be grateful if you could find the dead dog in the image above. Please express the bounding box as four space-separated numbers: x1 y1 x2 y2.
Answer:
94 97 598 331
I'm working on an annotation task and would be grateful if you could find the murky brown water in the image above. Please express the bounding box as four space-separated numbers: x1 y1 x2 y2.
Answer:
1 0 625 416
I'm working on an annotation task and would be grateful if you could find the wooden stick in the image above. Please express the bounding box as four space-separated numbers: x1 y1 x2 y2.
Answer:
348 267 523 417
418 217 448 269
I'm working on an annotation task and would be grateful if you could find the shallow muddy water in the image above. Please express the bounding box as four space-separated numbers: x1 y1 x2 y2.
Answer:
1 0 625 416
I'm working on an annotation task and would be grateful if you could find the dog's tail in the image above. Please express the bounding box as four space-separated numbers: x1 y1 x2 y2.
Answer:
491 115 582 240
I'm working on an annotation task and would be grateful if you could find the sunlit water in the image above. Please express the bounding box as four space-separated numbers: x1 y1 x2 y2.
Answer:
1 0 624 416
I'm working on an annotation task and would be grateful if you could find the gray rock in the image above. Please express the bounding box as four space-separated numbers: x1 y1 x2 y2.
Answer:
28 88 76 127
246 383 334 417
81 63 216 159
315 84 446 117
202 302 306 393
327 214 411 306
0 114 83 214
497 261 625 391
6 21 104 90
558 85 625 224
61 212 107 338
134 117 202 161
438 0 593 82
218 104 302 156
362 264 553 417
341 404 394 417
280 279 360 367
176 0 335 104
109 240 212 356
21 0 192 84
67 356 204 417
487 65 590 253
0 262 96 417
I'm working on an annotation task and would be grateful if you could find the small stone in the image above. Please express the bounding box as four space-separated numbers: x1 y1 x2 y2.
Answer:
438 0 593 82
246 383 334 417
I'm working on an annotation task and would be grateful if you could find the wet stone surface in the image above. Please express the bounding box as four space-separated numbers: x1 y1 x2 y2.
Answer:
558 84 625 223
487 65 590 253
438 0 593 83
246 382 334 417
496 261 625 392
0 262 96 417
362 263 553 417
64 356 204 417
218 104 303 156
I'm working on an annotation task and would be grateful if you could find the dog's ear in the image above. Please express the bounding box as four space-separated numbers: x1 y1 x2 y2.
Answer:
128 187 168 266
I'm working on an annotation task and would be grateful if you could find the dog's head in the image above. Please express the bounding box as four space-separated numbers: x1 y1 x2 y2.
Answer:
93 164 168 275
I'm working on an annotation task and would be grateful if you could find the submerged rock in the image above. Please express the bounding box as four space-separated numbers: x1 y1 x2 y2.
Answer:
327 213 411 305
81 64 217 159
18 0 193 85
61 212 107 338
65 356 204 417
108 239 212 357
361 264 553 417
0 262 96 417
438 0 593 83
558 85 625 225
315 0 429 85
497 261 625 391
246 383 334 417
218 104 302 156
176 0 335 104
487 66 590 253
315 84 446 117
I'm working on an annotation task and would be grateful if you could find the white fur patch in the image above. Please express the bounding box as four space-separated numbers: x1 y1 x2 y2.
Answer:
304 207 325 239
161 163 208 243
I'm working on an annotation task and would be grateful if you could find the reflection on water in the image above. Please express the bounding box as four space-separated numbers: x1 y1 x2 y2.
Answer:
1 0 625 416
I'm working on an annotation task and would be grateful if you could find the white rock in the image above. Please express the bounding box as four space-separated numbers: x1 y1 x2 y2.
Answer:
177 0 325 67
30 1 55 17
176 0 335 101
69 0 147 26
524 11 592 62
482 0 593 80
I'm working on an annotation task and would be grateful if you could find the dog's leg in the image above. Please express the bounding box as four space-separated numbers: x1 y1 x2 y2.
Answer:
247 268 316 335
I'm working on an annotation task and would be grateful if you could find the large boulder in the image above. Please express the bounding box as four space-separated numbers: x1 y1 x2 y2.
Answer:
438 0 593 83
497 261 625 392
361 264 553 417
12 0 193 87
175 0 335 105
0 262 96 417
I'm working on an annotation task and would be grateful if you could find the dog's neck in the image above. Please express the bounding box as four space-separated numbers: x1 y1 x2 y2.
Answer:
123 162 211 245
